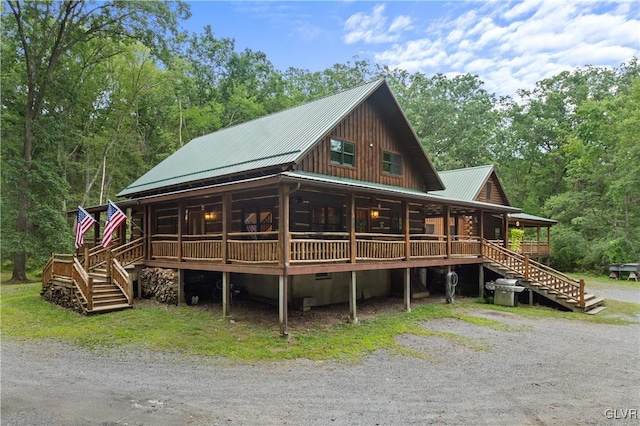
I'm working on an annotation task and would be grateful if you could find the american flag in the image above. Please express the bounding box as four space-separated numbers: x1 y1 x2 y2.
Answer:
101 200 126 248
75 206 97 249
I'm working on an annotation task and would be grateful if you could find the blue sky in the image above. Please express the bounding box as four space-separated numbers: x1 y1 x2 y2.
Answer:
184 1 639 96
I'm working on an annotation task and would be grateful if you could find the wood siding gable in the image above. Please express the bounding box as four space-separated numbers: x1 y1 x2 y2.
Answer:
475 171 510 206
296 96 435 192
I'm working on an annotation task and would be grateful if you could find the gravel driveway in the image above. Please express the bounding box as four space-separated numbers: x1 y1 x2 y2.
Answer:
2 308 639 426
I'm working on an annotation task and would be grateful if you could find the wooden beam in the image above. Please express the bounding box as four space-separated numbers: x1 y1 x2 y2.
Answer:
349 271 358 324
478 263 484 298
222 271 230 317
222 193 231 264
444 205 451 258
279 275 288 336
177 202 183 263
503 212 509 249
348 193 356 264
404 267 411 312
403 200 410 261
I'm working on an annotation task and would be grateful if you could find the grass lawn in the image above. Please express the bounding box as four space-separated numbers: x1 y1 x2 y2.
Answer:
2 274 638 362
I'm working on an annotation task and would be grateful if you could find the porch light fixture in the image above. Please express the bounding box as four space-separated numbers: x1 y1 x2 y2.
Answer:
204 211 216 221
371 209 379 218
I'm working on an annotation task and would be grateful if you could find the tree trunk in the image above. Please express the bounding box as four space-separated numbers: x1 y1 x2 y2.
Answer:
11 113 34 282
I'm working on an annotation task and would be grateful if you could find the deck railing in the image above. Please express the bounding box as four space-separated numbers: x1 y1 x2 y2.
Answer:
451 235 482 257
290 232 349 263
410 234 447 258
356 233 405 260
182 234 223 261
147 232 492 264
227 231 279 263
151 234 179 260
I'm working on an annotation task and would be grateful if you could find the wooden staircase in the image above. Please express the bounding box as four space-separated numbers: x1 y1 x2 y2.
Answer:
482 240 605 314
42 238 144 315
83 270 131 313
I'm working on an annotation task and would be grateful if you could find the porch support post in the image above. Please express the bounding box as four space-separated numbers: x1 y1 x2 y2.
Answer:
349 271 358 324
84 245 89 271
144 206 151 261
503 212 509 249
348 193 356 264
444 205 451 258
278 184 291 268
404 267 411 312
479 209 484 241
93 212 101 248
177 269 183 306
403 201 410 261
177 202 183 263
478 263 484 297
279 274 288 335
222 193 231 264
222 271 230 317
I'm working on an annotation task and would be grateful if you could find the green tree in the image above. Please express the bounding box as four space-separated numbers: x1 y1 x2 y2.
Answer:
2 0 189 281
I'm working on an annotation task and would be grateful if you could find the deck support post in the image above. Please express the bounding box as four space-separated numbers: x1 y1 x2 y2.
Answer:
349 271 358 324
404 267 411 312
279 275 288 336
177 269 183 306
222 271 230 317
478 264 484 298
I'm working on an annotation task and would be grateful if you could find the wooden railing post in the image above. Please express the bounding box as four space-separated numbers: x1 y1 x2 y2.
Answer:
87 276 94 311
106 249 112 280
579 279 585 308
524 254 530 280
83 245 89 271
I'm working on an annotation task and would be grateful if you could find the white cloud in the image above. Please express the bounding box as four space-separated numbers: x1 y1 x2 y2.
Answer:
366 0 640 97
343 4 413 44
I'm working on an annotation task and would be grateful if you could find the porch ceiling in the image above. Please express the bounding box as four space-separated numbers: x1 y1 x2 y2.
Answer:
280 171 521 214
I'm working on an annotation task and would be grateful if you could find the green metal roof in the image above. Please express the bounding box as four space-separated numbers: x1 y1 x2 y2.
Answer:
120 79 438 198
510 212 557 224
430 165 495 201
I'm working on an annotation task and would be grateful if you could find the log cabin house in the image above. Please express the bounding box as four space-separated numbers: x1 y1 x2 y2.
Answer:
42 79 605 331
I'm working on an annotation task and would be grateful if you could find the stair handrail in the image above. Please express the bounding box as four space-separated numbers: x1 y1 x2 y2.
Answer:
111 258 132 305
84 244 108 273
72 256 93 311
482 239 585 307
42 255 55 292
112 237 144 267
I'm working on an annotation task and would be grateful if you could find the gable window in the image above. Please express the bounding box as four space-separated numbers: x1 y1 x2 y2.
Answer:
486 182 493 201
382 151 402 176
330 138 355 167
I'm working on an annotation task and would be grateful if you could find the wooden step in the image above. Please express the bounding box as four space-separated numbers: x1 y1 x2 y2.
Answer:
584 297 604 309
88 303 132 314
585 306 607 315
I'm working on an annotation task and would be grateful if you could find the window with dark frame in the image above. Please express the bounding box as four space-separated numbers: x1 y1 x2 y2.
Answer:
486 182 493 201
382 151 402 175
330 138 355 167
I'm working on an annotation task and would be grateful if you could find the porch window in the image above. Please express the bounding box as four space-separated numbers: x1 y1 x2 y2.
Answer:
382 151 402 176
311 206 343 232
243 208 274 233
330 138 355 167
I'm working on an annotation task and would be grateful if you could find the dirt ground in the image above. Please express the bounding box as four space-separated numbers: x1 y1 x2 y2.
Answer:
2 292 639 426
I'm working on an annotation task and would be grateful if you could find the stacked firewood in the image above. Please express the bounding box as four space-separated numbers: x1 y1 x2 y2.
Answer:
43 286 83 313
140 268 178 305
